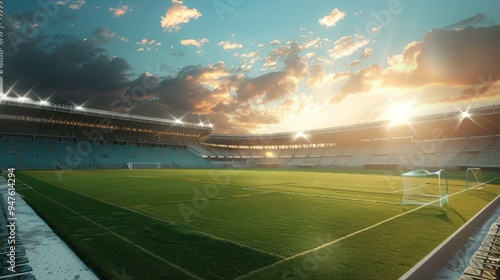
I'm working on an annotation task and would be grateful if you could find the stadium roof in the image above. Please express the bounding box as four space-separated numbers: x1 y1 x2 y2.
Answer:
203 104 500 146
0 97 212 138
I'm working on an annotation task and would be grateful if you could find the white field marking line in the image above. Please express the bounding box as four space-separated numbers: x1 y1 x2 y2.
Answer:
21 176 285 260
244 187 399 205
235 176 500 280
132 191 274 207
17 179 203 280
392 185 423 193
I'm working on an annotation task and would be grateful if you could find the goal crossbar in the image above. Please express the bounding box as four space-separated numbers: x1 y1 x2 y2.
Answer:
401 169 449 207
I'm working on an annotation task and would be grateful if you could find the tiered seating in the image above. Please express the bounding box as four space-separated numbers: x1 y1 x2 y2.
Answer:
468 153 500 167
347 156 370 167
442 139 469 152
367 155 389 164
461 216 500 279
322 146 341 156
316 157 336 166
356 146 376 155
309 148 324 157
340 147 358 156
374 145 396 155
486 138 500 151
294 148 312 157
466 138 495 151
393 143 415 155
0 178 36 280
0 141 18 168
15 141 57 169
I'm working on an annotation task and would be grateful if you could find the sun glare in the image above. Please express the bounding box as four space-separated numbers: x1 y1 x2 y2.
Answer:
389 103 413 125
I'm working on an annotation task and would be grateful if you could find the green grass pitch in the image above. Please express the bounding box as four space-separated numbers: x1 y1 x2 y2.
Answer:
12 169 500 279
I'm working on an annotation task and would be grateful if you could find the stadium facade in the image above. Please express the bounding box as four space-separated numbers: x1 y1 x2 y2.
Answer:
1 96 500 171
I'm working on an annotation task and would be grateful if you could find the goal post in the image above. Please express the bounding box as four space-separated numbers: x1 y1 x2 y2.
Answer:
127 162 161 169
401 169 449 207
466 168 485 190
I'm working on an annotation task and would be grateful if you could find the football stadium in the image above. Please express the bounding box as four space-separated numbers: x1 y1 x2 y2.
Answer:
1 95 500 279
2 1 500 280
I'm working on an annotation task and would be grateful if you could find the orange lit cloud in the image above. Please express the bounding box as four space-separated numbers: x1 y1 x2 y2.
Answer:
319 8 346 28
161 0 201 32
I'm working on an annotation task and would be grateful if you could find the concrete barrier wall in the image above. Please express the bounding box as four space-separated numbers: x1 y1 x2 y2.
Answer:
399 195 500 279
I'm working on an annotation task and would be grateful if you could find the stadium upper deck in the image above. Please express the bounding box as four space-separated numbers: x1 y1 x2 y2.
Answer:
1 95 500 147
203 104 500 147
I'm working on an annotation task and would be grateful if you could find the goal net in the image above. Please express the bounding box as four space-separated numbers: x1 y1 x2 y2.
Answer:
127 162 161 169
401 169 448 207
466 168 485 189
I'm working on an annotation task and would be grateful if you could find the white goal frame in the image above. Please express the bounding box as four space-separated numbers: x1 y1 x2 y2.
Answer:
466 168 485 190
127 162 161 169
401 169 449 207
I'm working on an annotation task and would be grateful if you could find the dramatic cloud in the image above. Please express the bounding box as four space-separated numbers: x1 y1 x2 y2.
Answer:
161 0 202 32
181 38 209 48
328 35 370 59
218 40 243 51
319 8 346 28
3 34 132 108
307 64 324 88
334 25 500 106
109 5 129 17
387 26 500 86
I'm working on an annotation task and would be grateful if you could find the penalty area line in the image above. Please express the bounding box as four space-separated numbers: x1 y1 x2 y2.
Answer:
235 175 500 279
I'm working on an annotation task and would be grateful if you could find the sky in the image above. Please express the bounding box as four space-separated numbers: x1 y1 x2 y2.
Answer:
2 0 500 134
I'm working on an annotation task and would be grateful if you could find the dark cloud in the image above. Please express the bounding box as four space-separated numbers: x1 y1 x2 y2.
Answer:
236 71 297 102
415 26 500 85
332 64 381 103
92 28 115 43
4 30 132 108
334 25 500 104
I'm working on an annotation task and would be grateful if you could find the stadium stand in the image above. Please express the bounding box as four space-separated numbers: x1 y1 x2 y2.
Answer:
461 216 500 279
1 97 500 171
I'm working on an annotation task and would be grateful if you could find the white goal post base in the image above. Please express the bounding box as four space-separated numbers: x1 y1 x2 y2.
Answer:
401 169 449 207
127 162 161 169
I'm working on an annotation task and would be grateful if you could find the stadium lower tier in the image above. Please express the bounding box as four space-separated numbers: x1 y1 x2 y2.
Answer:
1 137 499 170
200 137 500 170
0 139 214 170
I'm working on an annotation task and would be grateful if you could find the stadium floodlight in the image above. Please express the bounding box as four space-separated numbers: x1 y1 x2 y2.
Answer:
39 100 49 106
461 110 470 119
401 169 448 207
75 106 84 111
18 96 31 103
